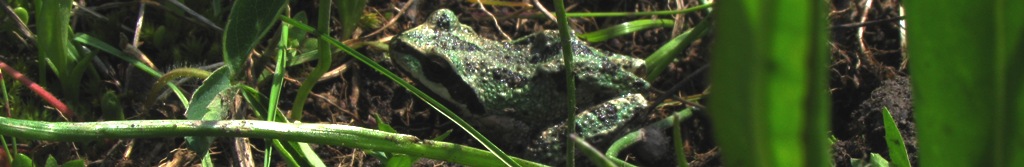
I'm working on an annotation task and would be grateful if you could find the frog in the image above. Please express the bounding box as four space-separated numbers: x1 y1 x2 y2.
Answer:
389 9 651 164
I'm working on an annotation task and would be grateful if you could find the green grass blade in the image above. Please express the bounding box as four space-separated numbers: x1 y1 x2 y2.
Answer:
708 0 829 166
551 0 576 166
903 0 1024 166
265 11 293 167
36 0 81 107
290 0 334 120
880 107 910 167
222 0 286 75
73 34 159 76
571 135 616 167
294 142 326 167
270 140 300 167
672 114 688 167
73 34 190 107
579 19 674 43
36 0 75 73
282 1 334 165
644 17 709 81
0 117 549 167
562 4 712 18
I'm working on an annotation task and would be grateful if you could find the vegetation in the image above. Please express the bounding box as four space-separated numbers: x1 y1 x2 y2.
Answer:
0 0 1021 166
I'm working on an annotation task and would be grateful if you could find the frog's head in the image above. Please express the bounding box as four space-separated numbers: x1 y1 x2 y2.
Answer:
390 9 487 114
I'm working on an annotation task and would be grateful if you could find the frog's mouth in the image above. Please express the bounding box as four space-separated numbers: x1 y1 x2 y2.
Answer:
391 45 486 115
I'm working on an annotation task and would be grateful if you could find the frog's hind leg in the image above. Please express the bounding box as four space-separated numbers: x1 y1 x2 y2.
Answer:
525 93 648 164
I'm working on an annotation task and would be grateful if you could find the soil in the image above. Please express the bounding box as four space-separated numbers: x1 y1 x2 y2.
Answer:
0 0 914 166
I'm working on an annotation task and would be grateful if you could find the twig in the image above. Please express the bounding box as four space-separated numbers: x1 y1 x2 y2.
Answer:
133 1 146 47
829 16 904 29
475 1 512 41
0 60 73 119
532 0 556 21
856 0 875 70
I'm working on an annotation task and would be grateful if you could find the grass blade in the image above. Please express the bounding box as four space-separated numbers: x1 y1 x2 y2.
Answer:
571 135 616 167
551 0 576 166
708 0 829 166
644 17 709 81
0 117 549 167
903 0 1024 166
579 19 674 43
36 0 75 74
73 34 191 107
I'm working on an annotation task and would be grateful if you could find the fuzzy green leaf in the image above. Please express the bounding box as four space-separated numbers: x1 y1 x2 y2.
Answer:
184 67 233 156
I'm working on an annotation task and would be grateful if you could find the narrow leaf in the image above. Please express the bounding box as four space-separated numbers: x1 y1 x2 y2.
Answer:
880 107 910 167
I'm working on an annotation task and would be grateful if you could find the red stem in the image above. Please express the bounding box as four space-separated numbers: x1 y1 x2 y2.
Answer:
0 60 73 118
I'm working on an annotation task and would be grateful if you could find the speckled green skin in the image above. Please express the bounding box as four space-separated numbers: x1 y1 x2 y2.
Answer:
390 9 650 164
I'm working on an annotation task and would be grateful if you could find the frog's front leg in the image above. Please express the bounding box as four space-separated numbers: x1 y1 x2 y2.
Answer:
525 93 648 164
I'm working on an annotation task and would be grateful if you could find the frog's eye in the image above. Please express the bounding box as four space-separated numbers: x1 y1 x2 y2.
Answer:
430 9 458 30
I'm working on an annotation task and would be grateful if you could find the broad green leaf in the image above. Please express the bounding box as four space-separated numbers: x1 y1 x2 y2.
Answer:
12 153 32 167
385 155 414 167
44 155 56 167
61 159 85 167
222 0 287 75
880 107 910 167
850 153 889 167
904 0 1024 166
708 0 829 166
184 67 233 156
184 67 232 121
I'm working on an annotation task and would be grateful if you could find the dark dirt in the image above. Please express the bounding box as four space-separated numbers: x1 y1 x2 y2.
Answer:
0 0 916 166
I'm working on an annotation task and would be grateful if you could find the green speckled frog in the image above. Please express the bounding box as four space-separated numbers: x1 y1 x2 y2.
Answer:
390 9 650 164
